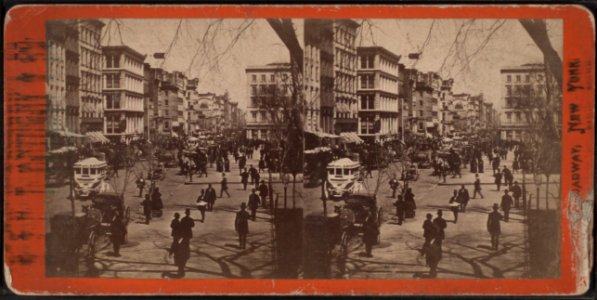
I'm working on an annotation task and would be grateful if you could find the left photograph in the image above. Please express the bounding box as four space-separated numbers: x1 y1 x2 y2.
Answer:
44 18 304 278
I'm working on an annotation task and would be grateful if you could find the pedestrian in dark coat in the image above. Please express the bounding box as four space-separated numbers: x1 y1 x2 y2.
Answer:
238 155 247 173
394 195 406 225
494 172 503 191
240 169 249 191
478 157 484 173
258 180 268 208
457 184 470 212
502 166 513 188
511 181 522 208
432 210 447 249
500 190 514 222
487 203 502 250
492 156 501 175
248 189 261 221
235 203 250 249
448 190 460 223
224 157 230 173
422 213 436 247
404 188 416 218
389 175 400 198
169 213 180 255
473 174 484 199
219 173 230 198
179 208 195 240
142 194 152 224
362 212 379 257
110 211 126 257
205 184 217 211
258 159 266 173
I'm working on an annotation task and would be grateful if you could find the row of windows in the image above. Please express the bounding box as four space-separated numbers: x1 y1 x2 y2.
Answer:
505 73 544 83
81 71 102 93
335 48 356 71
79 25 101 48
80 48 101 70
250 73 289 83
335 73 356 93
334 25 356 49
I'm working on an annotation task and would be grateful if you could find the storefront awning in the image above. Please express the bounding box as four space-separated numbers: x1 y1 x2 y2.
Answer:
48 146 77 155
85 131 110 144
50 129 85 138
340 132 364 144
305 130 339 139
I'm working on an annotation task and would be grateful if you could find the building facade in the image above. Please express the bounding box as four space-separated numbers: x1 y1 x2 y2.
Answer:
304 19 335 134
78 19 105 133
245 63 292 140
332 19 360 134
499 63 560 141
46 21 67 133
356 46 401 142
102 45 146 142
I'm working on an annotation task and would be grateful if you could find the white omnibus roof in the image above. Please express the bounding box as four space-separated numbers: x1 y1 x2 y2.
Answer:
74 157 107 168
327 158 360 169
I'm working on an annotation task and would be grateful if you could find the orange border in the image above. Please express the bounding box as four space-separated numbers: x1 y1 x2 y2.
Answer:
4 5 595 295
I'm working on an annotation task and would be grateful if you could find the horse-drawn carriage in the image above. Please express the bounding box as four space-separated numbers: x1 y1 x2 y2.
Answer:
47 191 130 275
332 192 383 258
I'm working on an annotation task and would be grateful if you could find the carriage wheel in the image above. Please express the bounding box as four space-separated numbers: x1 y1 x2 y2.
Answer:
376 207 384 245
87 231 97 260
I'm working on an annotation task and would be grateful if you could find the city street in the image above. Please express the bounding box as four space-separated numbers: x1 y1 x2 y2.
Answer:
46 150 300 278
302 151 558 279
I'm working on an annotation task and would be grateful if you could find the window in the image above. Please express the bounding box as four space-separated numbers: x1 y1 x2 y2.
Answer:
506 75 511 82
516 75 521 82
360 75 374 89
360 55 374 69
251 75 256 82
165 110 169 116
165 99 169 106
270 74 275 82
261 74 266 82
506 85 512 96
106 94 120 109
106 55 119 68
106 74 119 88
525 75 530 82
506 112 512 121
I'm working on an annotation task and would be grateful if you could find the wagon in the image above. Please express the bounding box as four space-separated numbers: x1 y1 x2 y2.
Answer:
333 192 383 258
85 192 131 257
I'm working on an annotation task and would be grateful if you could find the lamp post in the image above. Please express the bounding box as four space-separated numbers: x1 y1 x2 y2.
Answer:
283 173 289 209
534 173 543 210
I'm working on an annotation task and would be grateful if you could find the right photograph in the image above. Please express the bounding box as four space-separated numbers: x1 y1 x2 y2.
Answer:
302 18 562 279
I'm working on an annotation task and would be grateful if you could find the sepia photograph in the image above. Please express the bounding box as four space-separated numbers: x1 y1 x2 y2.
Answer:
43 17 562 280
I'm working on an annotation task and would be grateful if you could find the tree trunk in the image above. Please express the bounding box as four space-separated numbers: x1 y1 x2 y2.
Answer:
519 19 563 90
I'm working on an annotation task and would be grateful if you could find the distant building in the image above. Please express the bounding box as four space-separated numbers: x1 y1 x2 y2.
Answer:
356 46 401 143
304 19 335 134
78 19 105 133
499 63 561 141
332 19 360 134
46 21 67 133
245 62 292 140
102 45 146 142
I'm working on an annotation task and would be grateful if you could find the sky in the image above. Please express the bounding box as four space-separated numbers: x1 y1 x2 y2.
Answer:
101 18 562 111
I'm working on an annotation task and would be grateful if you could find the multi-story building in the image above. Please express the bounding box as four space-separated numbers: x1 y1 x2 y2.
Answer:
102 45 146 142
78 19 105 133
440 79 454 136
62 21 81 134
356 46 401 143
410 71 442 136
245 62 292 140
332 19 360 134
304 19 335 134
448 93 471 134
499 63 561 141
46 21 67 133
